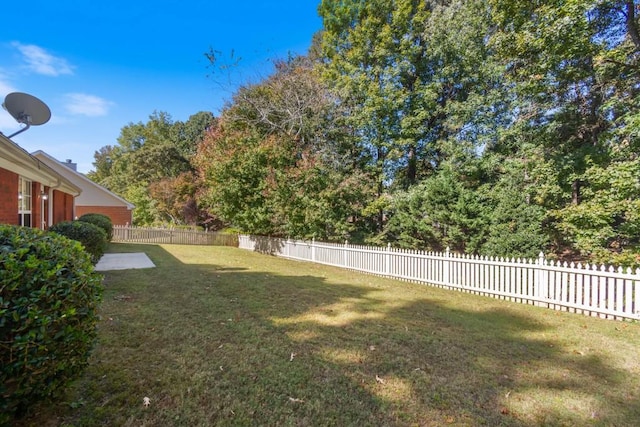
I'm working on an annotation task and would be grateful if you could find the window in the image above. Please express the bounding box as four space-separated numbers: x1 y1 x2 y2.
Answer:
18 177 32 227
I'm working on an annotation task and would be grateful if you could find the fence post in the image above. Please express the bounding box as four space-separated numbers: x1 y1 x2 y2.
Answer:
344 240 348 268
536 252 547 307
443 247 450 286
311 238 316 262
385 243 391 276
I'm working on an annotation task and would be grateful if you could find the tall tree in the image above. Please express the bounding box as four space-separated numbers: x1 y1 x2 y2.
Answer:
489 0 640 263
88 111 214 225
319 0 507 240
170 111 216 159
86 145 117 187
319 0 503 183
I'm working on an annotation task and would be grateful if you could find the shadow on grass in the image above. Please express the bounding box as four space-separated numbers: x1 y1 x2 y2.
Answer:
16 243 640 426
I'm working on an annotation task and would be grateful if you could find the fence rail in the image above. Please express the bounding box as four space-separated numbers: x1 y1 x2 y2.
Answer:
238 235 640 321
113 225 238 246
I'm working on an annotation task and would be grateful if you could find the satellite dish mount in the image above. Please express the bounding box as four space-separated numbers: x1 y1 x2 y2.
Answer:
2 92 51 138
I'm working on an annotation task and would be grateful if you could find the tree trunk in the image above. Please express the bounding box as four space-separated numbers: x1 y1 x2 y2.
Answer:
407 144 417 186
572 180 581 205
626 1 640 51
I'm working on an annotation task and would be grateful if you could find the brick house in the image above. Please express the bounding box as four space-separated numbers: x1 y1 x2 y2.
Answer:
32 151 134 226
0 133 80 228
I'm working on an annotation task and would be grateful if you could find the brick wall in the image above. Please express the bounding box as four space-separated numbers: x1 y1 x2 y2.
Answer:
52 190 75 224
76 205 133 226
63 193 75 222
0 167 18 225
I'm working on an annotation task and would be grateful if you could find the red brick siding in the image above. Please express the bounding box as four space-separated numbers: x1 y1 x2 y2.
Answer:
0 168 18 225
52 190 75 224
64 193 75 221
75 206 132 226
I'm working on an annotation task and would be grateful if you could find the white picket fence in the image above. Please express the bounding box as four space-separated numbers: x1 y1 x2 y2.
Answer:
113 225 238 246
238 235 640 321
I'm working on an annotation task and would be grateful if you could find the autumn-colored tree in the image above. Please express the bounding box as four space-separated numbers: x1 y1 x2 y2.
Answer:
195 53 378 240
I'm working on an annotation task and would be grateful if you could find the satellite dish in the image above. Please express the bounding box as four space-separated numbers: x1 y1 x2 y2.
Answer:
2 92 51 138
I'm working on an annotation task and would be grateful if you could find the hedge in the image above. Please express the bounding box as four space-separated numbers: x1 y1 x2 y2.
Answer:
78 213 113 242
49 221 107 264
0 225 103 423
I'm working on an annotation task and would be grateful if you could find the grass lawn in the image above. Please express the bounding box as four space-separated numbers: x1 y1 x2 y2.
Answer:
16 243 640 426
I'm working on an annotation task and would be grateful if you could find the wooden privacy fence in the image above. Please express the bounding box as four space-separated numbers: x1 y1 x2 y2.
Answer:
238 235 640 321
113 225 238 246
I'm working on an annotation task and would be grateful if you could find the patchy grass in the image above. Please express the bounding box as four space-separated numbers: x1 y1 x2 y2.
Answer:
15 243 640 426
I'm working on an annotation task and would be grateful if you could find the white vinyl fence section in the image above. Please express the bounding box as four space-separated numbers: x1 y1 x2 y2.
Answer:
238 235 640 321
113 225 238 246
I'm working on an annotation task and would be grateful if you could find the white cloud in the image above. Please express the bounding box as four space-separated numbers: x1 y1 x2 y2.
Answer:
64 93 114 117
12 42 74 76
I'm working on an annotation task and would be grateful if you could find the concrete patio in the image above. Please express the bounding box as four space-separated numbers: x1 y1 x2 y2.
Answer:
95 252 155 271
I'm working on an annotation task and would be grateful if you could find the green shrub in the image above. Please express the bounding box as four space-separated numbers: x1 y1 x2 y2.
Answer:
0 225 103 423
49 221 107 264
78 213 114 241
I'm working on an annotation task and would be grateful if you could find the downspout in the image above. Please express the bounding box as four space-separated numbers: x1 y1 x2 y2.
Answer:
40 187 46 230
46 187 53 227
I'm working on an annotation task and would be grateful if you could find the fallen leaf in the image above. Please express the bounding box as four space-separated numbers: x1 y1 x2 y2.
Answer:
288 397 304 403
500 407 509 415
375 375 385 384
369 345 376 351
143 397 151 407
290 352 296 362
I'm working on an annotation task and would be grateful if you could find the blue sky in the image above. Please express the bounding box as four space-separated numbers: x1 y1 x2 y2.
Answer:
0 1 322 172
